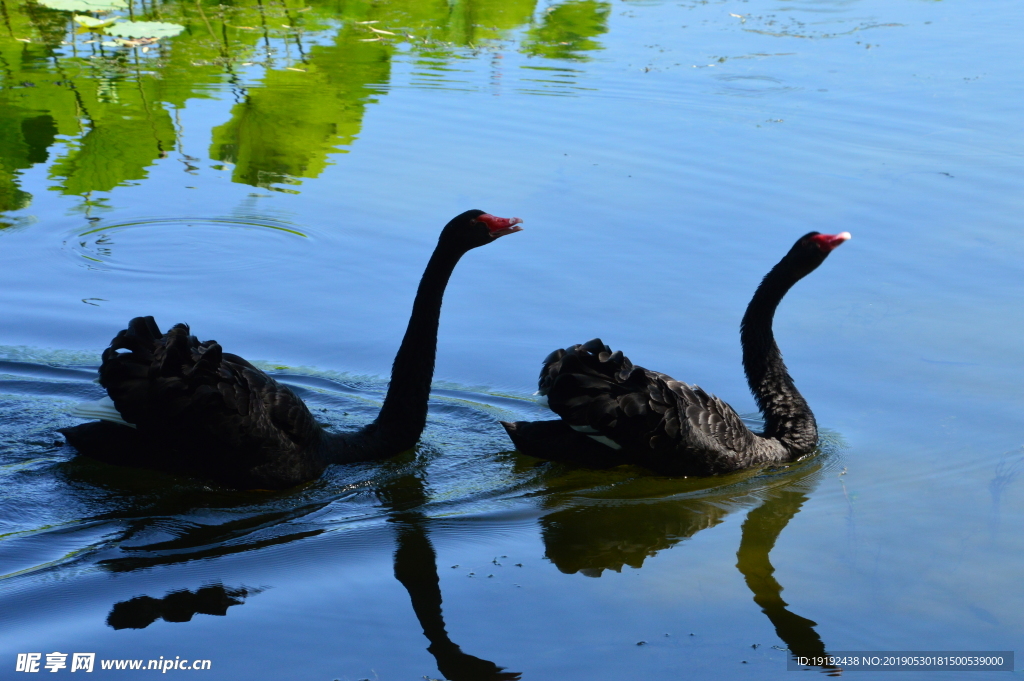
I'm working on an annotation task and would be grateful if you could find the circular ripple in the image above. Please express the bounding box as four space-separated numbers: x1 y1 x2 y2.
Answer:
713 74 798 98
63 216 313 275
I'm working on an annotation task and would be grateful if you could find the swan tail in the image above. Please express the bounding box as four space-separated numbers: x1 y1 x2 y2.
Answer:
100 318 219 426
500 419 627 468
537 338 651 450
90 316 326 488
532 339 749 475
60 420 155 468
538 338 638 395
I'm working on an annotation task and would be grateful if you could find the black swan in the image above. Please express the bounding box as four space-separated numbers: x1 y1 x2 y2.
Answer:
61 210 523 489
501 231 849 475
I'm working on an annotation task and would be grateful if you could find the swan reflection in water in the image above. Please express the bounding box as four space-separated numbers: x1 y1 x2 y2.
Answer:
93 459 519 681
376 470 521 681
89 448 832 678
533 455 840 674
107 584 258 630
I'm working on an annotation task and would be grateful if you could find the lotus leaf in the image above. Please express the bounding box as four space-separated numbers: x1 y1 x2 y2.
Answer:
73 14 118 28
36 0 127 11
105 20 184 39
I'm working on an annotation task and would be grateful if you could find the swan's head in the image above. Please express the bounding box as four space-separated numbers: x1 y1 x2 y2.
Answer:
808 231 851 254
440 209 523 251
782 231 851 279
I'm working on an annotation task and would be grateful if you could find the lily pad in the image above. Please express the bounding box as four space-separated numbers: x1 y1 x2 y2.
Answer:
36 0 127 11
104 20 184 39
73 14 118 28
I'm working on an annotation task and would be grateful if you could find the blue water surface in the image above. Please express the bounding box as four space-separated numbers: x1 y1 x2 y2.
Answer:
0 0 1021 678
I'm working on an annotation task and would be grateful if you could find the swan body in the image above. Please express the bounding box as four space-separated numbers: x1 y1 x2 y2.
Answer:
61 210 523 489
501 231 849 475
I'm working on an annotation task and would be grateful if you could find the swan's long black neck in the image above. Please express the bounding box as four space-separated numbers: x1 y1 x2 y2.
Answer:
740 257 818 456
374 246 461 445
321 244 464 463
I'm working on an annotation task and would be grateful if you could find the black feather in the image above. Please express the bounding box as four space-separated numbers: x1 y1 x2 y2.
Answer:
503 232 849 476
61 210 522 489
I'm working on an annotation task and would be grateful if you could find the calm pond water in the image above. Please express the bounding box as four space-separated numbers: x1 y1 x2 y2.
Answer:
1 0 1022 678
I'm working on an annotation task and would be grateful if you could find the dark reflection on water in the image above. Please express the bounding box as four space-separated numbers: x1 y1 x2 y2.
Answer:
0 360 531 678
0 357 845 678
380 470 522 681
107 584 258 630
84 459 523 678
540 494 732 577
535 457 840 672
75 422 523 678
735 481 839 674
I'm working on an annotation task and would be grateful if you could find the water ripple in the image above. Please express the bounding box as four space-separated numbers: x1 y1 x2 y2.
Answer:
62 216 312 275
0 353 849 587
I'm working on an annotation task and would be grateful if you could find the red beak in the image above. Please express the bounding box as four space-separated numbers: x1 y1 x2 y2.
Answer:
476 214 524 238
810 232 851 253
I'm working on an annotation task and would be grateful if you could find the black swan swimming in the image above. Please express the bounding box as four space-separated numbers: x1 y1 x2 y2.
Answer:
501 231 850 475
61 210 523 489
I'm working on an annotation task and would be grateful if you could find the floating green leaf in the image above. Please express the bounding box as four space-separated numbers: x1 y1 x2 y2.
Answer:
105 20 184 39
35 0 127 12
72 14 118 28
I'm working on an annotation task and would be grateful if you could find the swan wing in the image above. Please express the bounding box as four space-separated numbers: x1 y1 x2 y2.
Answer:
647 377 766 473
541 338 761 475
97 316 324 483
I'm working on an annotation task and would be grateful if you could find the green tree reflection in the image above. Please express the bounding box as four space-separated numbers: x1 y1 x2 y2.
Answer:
0 0 608 208
0 106 49 214
209 24 390 190
49 72 177 195
0 7 72 215
521 0 609 61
